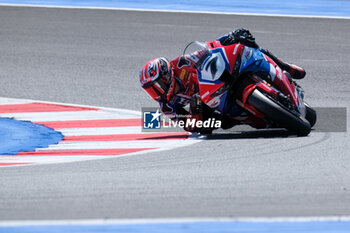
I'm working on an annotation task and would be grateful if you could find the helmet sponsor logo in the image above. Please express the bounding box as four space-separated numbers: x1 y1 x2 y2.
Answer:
147 61 159 79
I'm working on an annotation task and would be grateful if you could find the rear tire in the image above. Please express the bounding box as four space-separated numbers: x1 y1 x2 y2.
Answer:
247 89 311 136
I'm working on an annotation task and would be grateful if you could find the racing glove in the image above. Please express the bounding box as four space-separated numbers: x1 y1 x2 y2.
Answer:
221 28 259 48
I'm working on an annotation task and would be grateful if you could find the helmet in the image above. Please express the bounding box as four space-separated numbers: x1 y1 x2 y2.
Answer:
140 57 175 102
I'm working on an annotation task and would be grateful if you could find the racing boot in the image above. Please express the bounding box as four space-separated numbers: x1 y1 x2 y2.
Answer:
263 50 306 79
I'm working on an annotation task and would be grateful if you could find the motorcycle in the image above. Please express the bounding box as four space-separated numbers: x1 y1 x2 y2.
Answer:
183 40 317 136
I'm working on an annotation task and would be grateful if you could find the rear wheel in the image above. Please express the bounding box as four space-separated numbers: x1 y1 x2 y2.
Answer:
247 89 311 136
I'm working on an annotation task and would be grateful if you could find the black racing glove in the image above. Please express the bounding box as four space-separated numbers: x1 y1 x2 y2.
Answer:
231 28 255 43
222 28 259 48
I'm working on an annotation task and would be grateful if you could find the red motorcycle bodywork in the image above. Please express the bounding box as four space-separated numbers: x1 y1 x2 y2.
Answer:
196 40 301 127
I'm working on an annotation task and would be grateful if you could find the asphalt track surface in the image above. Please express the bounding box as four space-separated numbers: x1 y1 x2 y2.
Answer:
0 6 349 220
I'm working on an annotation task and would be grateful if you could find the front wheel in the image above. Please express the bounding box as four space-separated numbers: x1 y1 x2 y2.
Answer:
304 103 317 127
247 89 311 136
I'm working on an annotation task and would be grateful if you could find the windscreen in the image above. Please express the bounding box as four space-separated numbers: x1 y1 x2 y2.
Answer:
183 41 211 69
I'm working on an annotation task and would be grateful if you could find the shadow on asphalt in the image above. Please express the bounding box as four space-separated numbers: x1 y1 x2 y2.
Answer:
203 129 299 140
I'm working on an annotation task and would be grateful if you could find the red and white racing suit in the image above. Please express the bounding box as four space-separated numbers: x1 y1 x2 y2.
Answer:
159 56 203 132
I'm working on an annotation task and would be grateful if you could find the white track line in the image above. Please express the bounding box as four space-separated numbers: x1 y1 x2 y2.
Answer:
0 156 105 163
1 216 350 226
0 97 141 116
0 3 349 20
59 127 143 136
37 140 194 151
0 146 196 167
59 127 189 136
0 110 139 122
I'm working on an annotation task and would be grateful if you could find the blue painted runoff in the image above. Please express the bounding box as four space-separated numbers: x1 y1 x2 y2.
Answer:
0 0 349 17
1 221 350 233
0 118 63 155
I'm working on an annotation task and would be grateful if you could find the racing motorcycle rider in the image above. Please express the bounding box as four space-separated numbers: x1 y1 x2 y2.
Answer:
139 28 306 133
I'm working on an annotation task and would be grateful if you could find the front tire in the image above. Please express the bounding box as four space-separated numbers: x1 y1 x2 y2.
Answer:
304 103 317 127
247 89 311 136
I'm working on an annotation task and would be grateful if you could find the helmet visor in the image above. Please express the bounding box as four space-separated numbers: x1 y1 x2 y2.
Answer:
143 76 169 101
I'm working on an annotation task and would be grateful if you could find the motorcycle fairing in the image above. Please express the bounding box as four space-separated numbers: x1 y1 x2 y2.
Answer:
188 40 307 126
196 47 230 84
